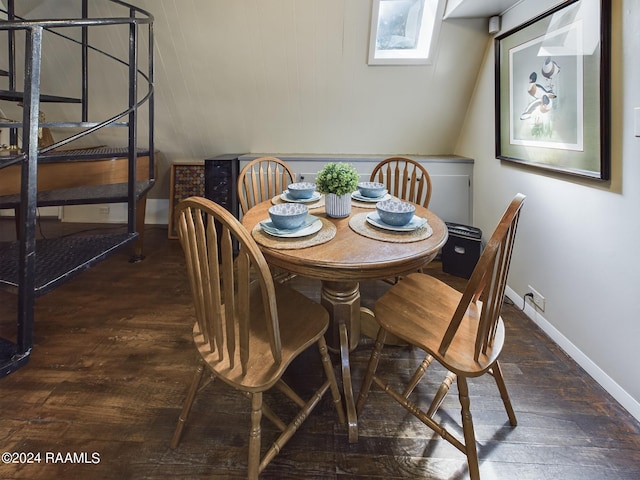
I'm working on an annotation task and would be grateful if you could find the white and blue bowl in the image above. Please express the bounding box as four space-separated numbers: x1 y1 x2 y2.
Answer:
357 181 387 198
376 200 415 226
268 203 309 230
287 182 316 200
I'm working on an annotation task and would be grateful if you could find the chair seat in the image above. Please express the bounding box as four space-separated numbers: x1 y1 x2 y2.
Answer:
194 282 329 391
374 272 504 376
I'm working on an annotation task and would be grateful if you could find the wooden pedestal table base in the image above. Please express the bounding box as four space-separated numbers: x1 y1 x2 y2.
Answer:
320 282 405 442
321 280 361 443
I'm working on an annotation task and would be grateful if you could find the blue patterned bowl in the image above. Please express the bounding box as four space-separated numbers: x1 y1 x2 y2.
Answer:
287 182 316 199
268 203 309 230
357 181 387 198
376 200 415 226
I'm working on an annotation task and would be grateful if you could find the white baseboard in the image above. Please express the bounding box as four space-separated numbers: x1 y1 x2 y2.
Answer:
2 199 170 225
505 286 640 422
61 199 170 225
0 206 61 218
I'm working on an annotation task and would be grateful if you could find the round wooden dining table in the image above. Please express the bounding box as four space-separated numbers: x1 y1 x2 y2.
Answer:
242 198 448 442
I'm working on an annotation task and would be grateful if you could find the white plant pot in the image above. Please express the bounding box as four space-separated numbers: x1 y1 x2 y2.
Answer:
325 193 352 218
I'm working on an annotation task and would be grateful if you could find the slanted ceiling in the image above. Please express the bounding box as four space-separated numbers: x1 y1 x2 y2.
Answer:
4 1 489 198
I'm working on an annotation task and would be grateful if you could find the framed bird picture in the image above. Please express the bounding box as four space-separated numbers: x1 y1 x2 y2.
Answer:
495 0 610 180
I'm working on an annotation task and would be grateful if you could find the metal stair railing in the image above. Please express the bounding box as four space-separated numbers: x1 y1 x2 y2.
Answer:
0 0 155 378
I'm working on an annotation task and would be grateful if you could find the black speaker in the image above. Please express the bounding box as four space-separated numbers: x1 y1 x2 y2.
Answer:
204 154 245 257
442 222 482 279
204 154 243 218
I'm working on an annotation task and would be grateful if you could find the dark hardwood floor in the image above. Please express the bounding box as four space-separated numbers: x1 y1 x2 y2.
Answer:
1 219 639 479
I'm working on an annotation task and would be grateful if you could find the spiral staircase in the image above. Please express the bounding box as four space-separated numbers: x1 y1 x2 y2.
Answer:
0 0 155 377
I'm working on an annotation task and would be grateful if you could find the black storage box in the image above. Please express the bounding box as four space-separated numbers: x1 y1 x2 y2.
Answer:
442 222 482 279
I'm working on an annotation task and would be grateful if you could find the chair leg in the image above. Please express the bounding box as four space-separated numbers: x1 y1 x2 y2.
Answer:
242 390 287 431
401 353 456 418
457 376 480 480
248 392 263 480
356 327 387 415
318 336 346 424
261 375 332 472
491 361 517 426
427 371 457 418
402 354 435 397
171 361 205 449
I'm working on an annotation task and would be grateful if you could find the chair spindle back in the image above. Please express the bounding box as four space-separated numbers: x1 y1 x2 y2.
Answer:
238 157 296 214
176 197 282 375
370 157 433 208
438 194 526 360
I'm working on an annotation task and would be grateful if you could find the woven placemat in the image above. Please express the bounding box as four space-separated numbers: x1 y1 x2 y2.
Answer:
252 217 336 249
349 212 433 243
271 194 325 210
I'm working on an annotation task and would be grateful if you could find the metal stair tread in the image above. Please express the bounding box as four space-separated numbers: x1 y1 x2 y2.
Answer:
0 147 151 168
0 232 139 296
0 179 155 208
0 89 81 103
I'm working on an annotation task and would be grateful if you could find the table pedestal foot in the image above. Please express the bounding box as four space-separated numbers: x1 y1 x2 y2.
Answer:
339 321 358 443
321 280 360 443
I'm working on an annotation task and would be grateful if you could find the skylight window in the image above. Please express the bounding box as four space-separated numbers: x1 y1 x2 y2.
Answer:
368 0 445 65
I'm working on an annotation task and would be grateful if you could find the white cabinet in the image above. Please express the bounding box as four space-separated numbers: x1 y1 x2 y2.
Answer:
239 154 474 225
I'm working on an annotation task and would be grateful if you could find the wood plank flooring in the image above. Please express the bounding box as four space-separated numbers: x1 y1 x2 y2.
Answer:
1 219 639 479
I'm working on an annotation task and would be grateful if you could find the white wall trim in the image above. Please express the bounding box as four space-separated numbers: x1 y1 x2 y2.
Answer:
60 198 169 225
1 200 170 225
505 286 640 422
144 198 169 225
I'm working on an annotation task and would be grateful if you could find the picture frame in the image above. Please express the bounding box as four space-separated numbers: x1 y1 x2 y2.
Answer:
368 0 444 65
495 0 610 180
168 162 204 239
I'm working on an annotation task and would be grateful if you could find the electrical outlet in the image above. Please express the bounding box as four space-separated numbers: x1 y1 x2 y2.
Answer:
527 285 545 311
98 206 110 215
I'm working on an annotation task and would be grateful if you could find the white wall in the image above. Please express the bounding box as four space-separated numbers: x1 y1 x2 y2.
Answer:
142 0 486 156
456 0 640 419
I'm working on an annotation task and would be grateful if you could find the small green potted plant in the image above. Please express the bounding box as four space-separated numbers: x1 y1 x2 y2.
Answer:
315 162 359 218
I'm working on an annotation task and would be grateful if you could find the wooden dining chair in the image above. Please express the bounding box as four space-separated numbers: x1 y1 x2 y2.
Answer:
237 156 297 215
370 156 433 208
171 197 345 479
356 193 526 480
369 156 434 286
237 157 298 282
